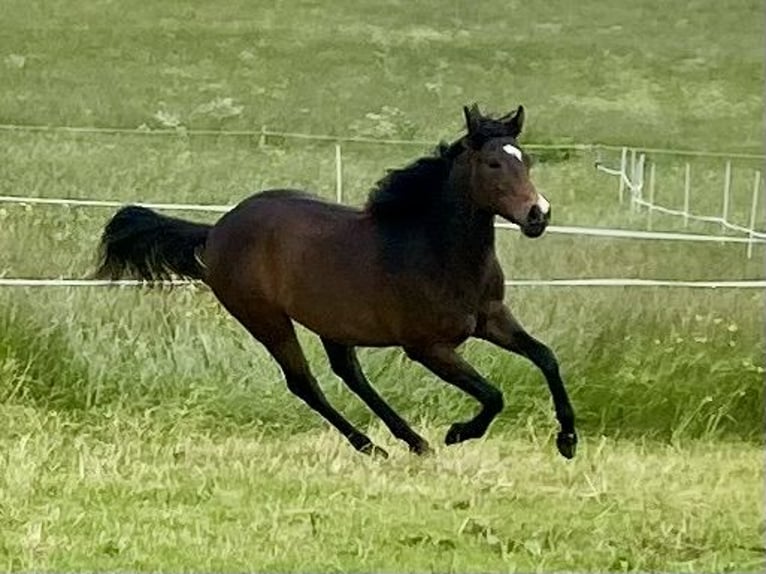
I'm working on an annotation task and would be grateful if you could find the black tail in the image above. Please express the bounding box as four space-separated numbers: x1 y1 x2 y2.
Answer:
95 205 212 281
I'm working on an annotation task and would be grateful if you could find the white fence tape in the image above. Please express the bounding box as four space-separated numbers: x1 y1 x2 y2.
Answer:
595 151 766 244
493 221 764 244
631 196 766 239
0 123 574 150
506 278 766 288
2 122 764 159
1 194 764 245
0 194 231 213
0 278 764 289
0 278 191 287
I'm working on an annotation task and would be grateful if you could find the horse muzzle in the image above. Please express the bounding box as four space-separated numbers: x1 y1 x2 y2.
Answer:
520 203 550 238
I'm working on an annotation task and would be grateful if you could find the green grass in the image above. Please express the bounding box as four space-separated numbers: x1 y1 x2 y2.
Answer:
1 407 763 572
0 0 762 152
0 286 762 442
0 0 764 571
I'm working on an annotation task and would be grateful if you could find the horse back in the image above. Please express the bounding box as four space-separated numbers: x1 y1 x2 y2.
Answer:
203 190 403 344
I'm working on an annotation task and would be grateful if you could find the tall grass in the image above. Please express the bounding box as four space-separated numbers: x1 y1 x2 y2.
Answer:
1 284 761 443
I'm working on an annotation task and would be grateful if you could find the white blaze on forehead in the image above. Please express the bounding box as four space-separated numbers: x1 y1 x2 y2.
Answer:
536 193 550 215
502 144 523 161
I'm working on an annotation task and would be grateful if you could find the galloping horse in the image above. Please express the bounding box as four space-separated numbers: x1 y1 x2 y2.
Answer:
96 104 577 459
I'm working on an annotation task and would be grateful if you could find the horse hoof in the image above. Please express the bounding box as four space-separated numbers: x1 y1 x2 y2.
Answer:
410 441 434 456
556 431 578 459
445 423 467 445
361 443 389 459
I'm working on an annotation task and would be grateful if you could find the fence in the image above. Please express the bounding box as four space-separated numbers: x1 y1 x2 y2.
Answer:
0 123 764 289
1 278 765 289
595 147 766 258
0 193 762 246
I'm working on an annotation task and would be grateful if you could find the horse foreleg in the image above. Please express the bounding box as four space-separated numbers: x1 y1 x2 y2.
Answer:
405 344 504 445
476 301 577 458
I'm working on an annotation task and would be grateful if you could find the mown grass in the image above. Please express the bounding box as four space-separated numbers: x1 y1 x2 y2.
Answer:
1 406 763 572
0 0 764 571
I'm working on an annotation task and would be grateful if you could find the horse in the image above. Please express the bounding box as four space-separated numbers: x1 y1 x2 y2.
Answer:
95 103 577 459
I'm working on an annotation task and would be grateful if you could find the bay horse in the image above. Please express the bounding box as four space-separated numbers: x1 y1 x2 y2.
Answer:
95 104 577 459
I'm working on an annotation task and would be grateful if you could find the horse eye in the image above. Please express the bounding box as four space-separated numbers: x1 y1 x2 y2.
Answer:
487 160 502 169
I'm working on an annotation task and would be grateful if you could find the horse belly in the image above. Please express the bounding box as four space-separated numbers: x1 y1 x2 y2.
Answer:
284 277 396 346
391 305 478 348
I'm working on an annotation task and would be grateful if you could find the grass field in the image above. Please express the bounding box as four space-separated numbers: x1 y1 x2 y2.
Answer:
0 0 764 571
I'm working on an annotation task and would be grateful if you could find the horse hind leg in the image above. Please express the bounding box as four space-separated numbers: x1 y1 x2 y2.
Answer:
230 305 388 458
322 339 432 455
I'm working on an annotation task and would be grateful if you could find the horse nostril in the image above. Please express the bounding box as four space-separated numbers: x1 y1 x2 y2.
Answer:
528 204 542 223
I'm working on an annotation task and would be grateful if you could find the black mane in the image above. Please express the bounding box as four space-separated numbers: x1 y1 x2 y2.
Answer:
365 141 459 219
365 116 515 220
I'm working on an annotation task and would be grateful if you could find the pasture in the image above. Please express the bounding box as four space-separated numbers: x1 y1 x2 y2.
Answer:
0 0 763 571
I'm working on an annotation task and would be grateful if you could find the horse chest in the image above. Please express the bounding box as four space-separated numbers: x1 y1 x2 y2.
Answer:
385 255 495 345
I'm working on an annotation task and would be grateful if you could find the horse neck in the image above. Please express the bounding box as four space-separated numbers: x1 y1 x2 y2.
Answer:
427 160 496 273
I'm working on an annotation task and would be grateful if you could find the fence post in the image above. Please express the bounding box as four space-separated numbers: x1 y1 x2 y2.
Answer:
635 153 646 211
747 170 761 259
258 125 267 148
647 162 656 230
335 142 343 204
618 146 627 204
629 149 637 211
722 160 731 232
683 162 691 228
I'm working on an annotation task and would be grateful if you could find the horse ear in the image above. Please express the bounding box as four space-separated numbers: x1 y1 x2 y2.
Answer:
463 103 483 135
505 105 525 137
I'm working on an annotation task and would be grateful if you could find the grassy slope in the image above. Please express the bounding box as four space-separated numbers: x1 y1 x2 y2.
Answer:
0 0 762 152
0 0 764 571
